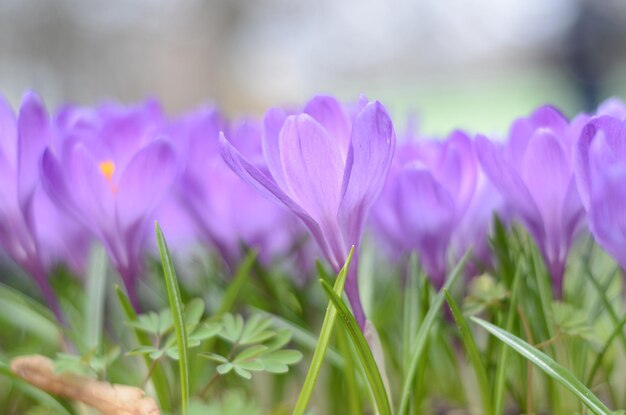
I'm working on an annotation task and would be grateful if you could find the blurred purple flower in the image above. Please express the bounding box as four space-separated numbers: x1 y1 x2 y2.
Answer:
221 95 395 328
476 106 586 296
41 100 177 308
164 107 303 268
596 97 626 119
0 92 88 320
452 171 504 275
575 114 626 270
372 130 479 287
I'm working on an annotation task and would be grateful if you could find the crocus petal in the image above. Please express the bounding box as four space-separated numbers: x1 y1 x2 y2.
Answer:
279 114 344 223
117 140 177 229
303 95 351 160
397 168 454 285
69 145 115 233
576 116 626 210
597 97 626 119
436 131 477 214
220 133 336 267
561 177 585 246
17 92 49 215
101 99 162 164
475 135 544 241
528 105 568 133
521 130 571 233
397 168 455 237
40 149 75 217
262 108 289 189
0 95 17 166
338 101 395 246
0 153 16 211
588 166 626 269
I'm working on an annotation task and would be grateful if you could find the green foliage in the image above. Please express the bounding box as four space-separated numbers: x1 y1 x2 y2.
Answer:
156 221 191 415
127 299 221 361
200 313 302 380
551 302 594 341
4 213 626 414
472 317 613 415
320 279 392 415
53 346 120 378
293 246 354 415
464 273 508 315
188 391 262 415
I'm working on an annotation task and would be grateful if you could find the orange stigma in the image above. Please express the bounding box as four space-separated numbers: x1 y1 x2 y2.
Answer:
99 160 117 193
99 160 115 182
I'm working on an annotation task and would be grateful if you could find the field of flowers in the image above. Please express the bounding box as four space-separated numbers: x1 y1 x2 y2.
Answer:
1 92 626 414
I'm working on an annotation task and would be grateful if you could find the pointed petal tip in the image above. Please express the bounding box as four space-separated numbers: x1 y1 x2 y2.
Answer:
18 91 48 125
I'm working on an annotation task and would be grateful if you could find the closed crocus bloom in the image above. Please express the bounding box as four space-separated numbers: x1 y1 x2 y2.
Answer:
372 130 478 287
221 95 395 328
596 97 626 119
41 100 178 308
575 115 626 269
0 92 88 320
476 106 586 297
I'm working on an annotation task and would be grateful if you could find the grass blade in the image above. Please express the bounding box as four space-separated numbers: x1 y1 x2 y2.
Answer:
403 254 420 371
397 249 471 415
335 320 362 414
292 247 354 415
84 244 107 351
115 286 171 412
472 317 613 415
156 222 189 415
320 279 392 415
444 289 492 415
493 266 522 415
0 283 60 343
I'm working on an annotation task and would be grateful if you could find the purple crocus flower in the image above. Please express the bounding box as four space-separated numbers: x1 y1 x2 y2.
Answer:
452 171 504 275
0 92 88 320
220 95 396 328
596 97 626 119
371 130 478 287
41 100 178 308
165 107 301 268
476 106 587 297
575 113 626 269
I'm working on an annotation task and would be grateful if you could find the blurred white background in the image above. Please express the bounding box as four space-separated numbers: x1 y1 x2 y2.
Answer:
1 0 625 134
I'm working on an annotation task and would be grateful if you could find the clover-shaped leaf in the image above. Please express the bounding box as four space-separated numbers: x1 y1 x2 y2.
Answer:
552 302 593 340
221 314 245 343
127 310 173 337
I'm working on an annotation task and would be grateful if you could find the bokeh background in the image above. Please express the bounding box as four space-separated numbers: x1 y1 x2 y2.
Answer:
1 0 625 135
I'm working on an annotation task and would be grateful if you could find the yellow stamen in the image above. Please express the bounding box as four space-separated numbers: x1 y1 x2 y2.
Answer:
99 160 115 182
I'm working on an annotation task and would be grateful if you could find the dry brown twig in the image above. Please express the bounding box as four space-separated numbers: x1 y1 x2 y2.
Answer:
11 354 160 415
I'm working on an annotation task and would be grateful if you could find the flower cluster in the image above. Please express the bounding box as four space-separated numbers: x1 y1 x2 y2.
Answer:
1 91 625 320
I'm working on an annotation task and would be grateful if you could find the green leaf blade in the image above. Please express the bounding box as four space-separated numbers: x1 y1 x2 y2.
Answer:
397 249 471 415
156 222 190 415
444 289 492 415
292 246 354 415
320 279 392 415
472 317 612 415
